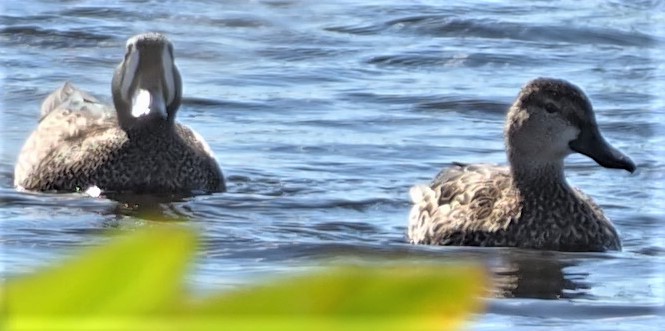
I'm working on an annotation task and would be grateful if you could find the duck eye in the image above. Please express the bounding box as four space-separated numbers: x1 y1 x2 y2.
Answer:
544 103 558 114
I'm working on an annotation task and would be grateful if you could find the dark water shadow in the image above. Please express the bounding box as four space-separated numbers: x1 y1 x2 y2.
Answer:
100 191 199 222
201 234 597 302
336 242 599 301
490 249 589 300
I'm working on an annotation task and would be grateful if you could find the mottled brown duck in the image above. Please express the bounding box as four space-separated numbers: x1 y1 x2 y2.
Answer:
408 78 635 252
14 33 225 194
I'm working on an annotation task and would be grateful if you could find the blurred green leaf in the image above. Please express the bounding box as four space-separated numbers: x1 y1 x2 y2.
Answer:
2 227 486 331
3 227 195 330
182 263 486 331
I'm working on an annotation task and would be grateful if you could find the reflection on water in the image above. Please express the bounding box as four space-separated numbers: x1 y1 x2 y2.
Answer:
492 251 586 300
102 192 196 221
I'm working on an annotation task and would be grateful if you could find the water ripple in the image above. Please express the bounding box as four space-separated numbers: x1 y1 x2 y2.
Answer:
0 26 115 48
329 15 657 47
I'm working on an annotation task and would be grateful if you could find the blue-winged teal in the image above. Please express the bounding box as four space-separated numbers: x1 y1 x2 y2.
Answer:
14 33 225 194
408 78 635 252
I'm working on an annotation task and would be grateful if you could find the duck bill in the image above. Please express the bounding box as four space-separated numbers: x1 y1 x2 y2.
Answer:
124 43 176 121
569 127 636 173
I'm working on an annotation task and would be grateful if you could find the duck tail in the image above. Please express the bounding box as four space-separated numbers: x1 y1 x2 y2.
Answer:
409 184 436 204
408 185 439 244
40 82 100 122
40 82 76 120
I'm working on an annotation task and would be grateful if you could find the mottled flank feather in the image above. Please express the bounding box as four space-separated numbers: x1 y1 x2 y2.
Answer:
409 163 521 246
408 78 634 252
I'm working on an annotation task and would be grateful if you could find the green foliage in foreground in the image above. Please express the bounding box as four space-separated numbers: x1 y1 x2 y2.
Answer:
2 227 487 331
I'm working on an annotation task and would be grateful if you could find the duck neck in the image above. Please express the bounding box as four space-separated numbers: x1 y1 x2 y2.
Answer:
509 156 572 199
124 119 174 140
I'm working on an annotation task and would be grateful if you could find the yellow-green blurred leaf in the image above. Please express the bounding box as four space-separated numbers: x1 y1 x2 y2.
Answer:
4 226 195 330
2 228 487 331
179 264 486 331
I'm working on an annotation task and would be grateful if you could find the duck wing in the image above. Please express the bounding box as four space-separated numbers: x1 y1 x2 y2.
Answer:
408 163 519 245
15 83 117 190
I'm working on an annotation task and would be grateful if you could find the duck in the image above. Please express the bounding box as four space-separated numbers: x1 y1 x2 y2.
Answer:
14 32 225 194
408 78 635 252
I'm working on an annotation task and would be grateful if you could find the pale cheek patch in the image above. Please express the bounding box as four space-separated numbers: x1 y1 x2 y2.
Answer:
131 89 151 118
561 125 580 154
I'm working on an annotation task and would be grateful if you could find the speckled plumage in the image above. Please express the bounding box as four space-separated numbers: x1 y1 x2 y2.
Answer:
408 78 635 252
14 33 225 194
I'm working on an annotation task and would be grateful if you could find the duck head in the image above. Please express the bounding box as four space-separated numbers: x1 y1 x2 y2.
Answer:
505 78 635 173
112 32 182 131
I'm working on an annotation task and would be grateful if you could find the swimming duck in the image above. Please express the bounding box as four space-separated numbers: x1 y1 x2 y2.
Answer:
408 78 635 252
14 33 225 194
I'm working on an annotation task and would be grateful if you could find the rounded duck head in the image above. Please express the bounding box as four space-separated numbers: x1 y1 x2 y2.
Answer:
111 32 182 133
504 77 635 174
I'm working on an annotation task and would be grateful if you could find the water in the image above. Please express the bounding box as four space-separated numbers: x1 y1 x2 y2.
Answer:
1 0 664 329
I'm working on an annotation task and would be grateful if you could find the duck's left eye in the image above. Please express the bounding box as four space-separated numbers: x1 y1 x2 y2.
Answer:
544 103 558 114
